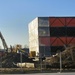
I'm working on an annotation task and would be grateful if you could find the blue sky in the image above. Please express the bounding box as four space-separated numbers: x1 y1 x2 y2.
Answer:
0 0 75 48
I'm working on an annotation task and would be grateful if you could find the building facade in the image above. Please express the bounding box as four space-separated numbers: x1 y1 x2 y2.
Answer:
29 17 75 57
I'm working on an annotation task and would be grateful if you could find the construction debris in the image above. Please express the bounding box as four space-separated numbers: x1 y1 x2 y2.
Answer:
45 45 75 68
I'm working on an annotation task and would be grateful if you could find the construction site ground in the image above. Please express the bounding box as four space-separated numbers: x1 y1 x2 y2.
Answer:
0 68 75 74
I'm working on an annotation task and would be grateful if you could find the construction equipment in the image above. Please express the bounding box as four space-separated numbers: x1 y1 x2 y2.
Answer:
30 51 36 57
0 32 8 51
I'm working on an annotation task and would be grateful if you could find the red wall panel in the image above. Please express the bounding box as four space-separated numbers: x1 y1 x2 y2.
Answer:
60 37 66 44
70 38 75 44
49 17 75 27
49 18 65 27
50 37 75 46
59 18 65 25
49 17 56 25
66 18 75 27
67 37 75 44
39 37 75 46
66 18 72 25
50 37 66 46
50 37 56 45
39 37 50 46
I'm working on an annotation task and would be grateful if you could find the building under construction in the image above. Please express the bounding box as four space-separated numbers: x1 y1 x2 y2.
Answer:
29 17 75 57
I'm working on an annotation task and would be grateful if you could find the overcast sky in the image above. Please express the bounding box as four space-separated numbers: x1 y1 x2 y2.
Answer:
0 0 75 48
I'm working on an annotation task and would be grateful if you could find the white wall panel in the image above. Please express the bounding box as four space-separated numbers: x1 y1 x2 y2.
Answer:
29 17 39 55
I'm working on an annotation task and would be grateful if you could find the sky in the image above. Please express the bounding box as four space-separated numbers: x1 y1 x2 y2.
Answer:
0 0 75 48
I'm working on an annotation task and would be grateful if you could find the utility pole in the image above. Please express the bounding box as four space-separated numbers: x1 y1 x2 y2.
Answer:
39 53 42 72
57 50 62 73
60 51 62 73
20 52 22 72
41 56 42 72
0 56 2 68
44 45 46 69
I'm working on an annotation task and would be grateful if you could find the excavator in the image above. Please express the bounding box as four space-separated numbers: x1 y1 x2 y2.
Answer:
0 32 8 52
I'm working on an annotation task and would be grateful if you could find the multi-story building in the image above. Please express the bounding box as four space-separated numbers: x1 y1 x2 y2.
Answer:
29 17 75 57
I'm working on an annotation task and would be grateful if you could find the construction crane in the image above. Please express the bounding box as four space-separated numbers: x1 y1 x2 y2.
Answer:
0 32 8 51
